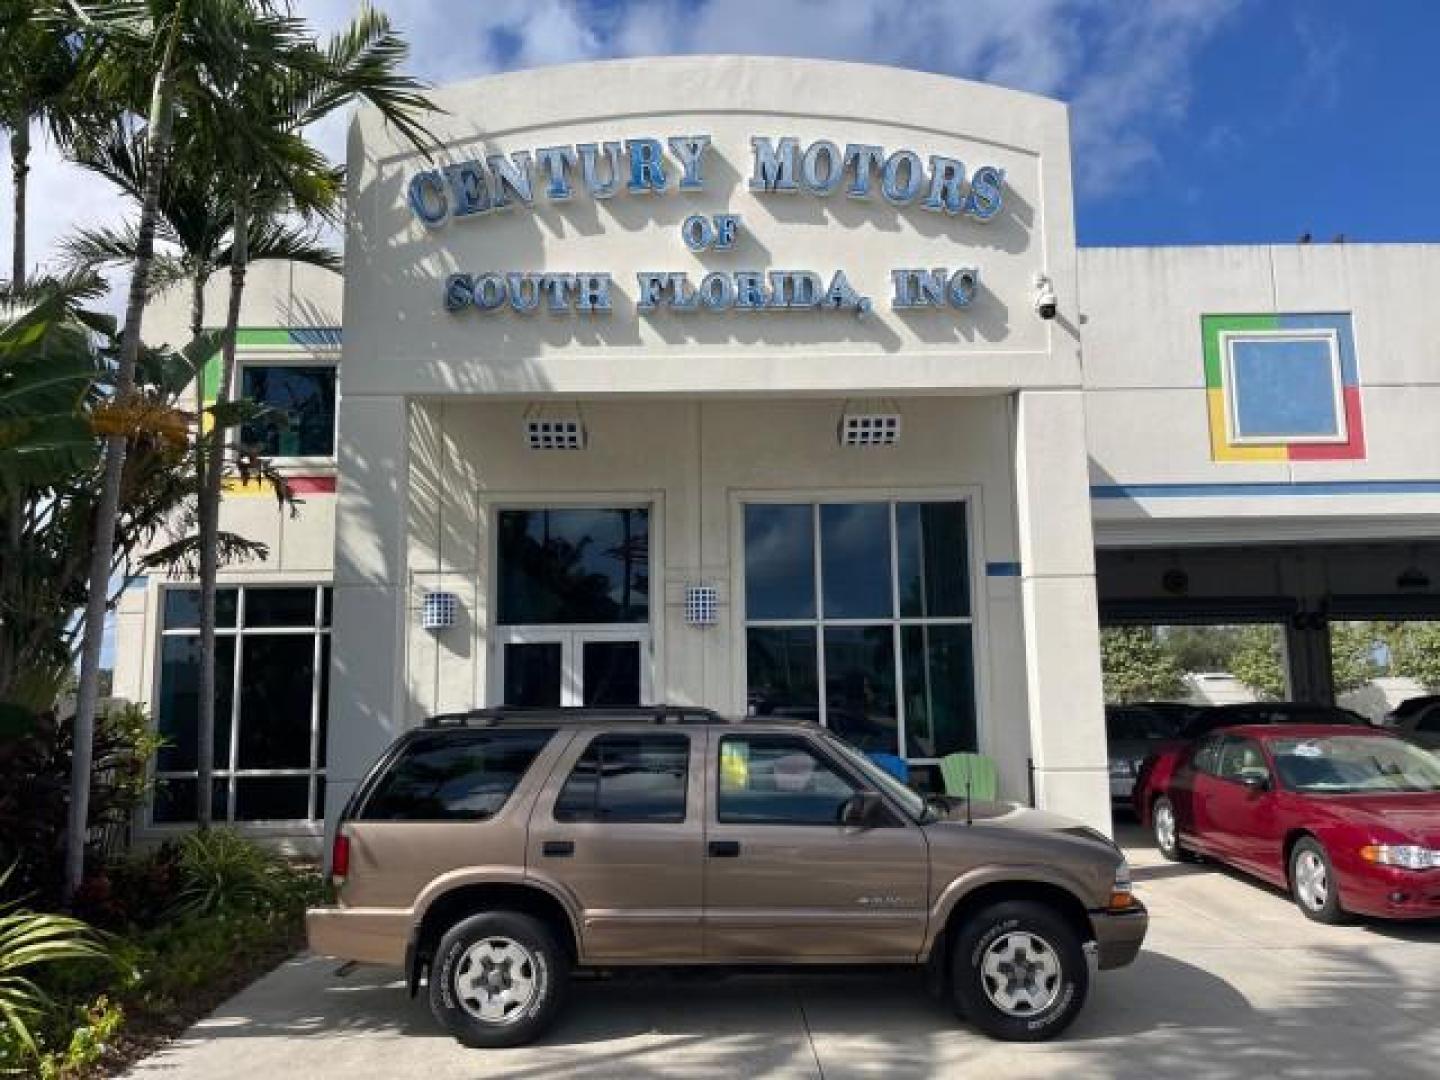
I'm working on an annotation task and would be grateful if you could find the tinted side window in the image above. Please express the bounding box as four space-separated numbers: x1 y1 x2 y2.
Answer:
554 734 689 823
717 736 857 825
1191 736 1224 776
360 729 555 821
1415 707 1440 734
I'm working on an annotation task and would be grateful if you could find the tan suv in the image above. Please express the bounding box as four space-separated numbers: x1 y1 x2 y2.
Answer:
308 707 1146 1048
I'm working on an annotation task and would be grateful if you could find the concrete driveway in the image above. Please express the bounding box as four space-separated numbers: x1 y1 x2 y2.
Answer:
124 826 1440 1080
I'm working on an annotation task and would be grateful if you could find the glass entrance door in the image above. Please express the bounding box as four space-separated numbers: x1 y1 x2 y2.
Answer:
495 628 649 707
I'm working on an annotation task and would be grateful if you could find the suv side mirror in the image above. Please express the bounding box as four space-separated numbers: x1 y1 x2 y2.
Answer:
840 791 884 828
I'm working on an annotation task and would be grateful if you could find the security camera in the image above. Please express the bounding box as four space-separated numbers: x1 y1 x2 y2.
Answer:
1033 272 1057 320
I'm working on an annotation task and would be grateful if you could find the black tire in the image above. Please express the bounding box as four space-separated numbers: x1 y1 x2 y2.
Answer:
1290 838 1346 925
951 900 1089 1042
1151 795 1186 863
428 910 568 1048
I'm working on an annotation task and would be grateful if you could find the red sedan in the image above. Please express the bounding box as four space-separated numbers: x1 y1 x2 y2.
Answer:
1135 724 1440 922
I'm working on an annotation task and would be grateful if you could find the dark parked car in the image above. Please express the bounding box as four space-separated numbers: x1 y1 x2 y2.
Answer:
1136 725 1440 922
1177 702 1368 740
1106 704 1200 806
1381 695 1440 752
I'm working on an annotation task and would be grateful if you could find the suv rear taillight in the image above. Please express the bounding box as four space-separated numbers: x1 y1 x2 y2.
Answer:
331 831 350 886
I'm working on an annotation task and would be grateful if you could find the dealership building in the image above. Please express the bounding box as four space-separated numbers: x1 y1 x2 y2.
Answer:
111 58 1440 842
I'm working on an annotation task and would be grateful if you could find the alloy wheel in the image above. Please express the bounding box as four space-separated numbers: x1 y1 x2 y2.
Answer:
1294 849 1328 911
454 936 539 1024
980 931 1064 1017
1154 800 1177 854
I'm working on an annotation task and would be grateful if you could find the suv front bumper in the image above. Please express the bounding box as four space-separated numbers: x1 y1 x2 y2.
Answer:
1089 901 1148 970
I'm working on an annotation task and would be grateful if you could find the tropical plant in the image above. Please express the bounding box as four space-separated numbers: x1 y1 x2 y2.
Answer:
0 866 109 1060
1329 621 1381 695
1100 626 1186 704
167 829 280 919
0 1 99 287
182 1 434 827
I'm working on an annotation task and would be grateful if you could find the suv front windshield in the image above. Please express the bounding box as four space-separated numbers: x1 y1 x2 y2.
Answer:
1270 735 1440 795
822 733 929 822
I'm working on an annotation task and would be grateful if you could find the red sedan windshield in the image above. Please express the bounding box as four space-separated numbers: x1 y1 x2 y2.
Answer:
1270 736 1440 795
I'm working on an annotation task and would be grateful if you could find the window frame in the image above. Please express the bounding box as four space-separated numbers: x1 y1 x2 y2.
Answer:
1220 329 1348 446
234 350 339 468
482 493 664 709
552 731 691 825
732 489 986 765
149 583 331 829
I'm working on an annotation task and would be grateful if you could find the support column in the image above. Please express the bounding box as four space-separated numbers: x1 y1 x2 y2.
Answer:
326 394 410 831
1013 390 1111 834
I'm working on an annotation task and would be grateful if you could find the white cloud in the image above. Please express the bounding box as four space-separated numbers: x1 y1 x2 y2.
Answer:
1 0 1240 290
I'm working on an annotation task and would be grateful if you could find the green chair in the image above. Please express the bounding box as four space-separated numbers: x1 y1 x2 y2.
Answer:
939 752 999 801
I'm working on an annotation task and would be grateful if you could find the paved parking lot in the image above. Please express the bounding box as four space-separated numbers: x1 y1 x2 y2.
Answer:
125 826 1440 1079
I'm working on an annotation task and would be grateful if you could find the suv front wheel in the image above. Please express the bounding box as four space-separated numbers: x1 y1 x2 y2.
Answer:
429 911 568 1048
951 900 1089 1042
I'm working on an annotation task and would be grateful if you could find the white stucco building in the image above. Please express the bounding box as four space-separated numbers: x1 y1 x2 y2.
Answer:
111 58 1440 844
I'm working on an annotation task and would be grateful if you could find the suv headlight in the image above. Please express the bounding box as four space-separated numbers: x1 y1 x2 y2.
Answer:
1360 844 1440 870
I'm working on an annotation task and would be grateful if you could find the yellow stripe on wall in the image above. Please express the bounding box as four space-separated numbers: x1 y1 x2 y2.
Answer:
1207 388 1286 461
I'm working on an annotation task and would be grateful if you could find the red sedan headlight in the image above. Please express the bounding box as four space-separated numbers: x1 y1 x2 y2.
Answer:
1359 844 1440 870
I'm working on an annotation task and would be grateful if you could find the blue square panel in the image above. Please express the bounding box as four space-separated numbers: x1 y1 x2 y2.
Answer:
1229 335 1341 440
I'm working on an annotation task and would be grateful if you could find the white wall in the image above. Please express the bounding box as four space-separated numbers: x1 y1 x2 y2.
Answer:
1081 244 1440 545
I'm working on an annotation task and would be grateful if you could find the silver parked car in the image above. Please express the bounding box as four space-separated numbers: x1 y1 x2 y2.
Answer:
1381 695 1440 752
1105 703 1199 807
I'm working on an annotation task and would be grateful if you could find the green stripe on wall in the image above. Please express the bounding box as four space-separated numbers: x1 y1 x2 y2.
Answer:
1201 314 1279 388
198 327 340 403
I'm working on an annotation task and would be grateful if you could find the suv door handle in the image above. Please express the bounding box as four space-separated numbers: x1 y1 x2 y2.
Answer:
541 840 574 858
708 840 741 858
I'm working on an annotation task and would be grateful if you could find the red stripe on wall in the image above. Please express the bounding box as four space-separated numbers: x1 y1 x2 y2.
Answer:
288 476 337 494
1289 387 1366 461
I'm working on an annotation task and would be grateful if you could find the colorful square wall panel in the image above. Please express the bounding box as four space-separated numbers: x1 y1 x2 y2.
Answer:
1202 313 1365 462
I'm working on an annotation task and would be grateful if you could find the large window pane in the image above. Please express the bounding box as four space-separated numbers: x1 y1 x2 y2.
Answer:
824 626 897 754
156 636 233 771
554 734 689 823
582 641 641 706
744 505 815 620
244 587 316 628
234 777 311 821
747 626 819 721
317 636 330 770
820 503 892 619
238 636 314 769
897 502 969 618
503 642 562 706
901 624 976 757
163 587 236 630
240 365 337 456
152 777 228 824
497 508 649 624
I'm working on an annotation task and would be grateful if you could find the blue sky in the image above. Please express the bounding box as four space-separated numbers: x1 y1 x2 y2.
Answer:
4 0 1437 280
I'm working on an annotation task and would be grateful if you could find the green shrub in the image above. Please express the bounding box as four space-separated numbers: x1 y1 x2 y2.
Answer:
168 829 283 919
0 868 109 1062
0 703 163 909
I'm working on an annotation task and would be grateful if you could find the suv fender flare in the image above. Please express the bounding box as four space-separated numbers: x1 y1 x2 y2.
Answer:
922 865 1094 960
409 869 584 965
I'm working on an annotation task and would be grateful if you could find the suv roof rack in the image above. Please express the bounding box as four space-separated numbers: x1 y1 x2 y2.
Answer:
424 705 727 729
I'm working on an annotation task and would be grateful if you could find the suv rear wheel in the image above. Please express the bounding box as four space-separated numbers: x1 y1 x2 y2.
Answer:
429 911 567 1048
951 900 1088 1042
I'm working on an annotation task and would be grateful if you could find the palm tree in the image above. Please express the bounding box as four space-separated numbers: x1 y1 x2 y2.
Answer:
68 119 339 825
184 3 434 827
0 2 95 287
61 0 318 899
